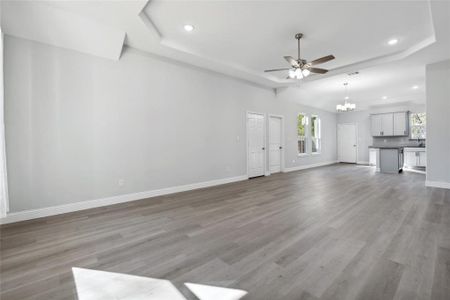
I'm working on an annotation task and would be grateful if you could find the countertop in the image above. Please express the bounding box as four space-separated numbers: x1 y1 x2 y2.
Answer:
369 146 404 149
369 145 426 149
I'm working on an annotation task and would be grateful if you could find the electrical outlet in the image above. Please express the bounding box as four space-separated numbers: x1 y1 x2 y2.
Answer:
118 179 125 187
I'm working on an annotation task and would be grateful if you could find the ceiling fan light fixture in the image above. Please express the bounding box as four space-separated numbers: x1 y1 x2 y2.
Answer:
184 24 194 32
388 38 398 45
288 69 296 79
264 33 334 79
302 69 310 77
288 68 303 79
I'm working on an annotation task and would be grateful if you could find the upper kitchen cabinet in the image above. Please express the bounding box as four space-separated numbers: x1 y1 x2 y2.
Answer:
393 112 409 136
371 111 409 137
371 114 383 136
380 113 394 136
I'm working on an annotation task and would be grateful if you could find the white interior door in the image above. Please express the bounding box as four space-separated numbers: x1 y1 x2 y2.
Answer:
269 116 283 173
338 123 357 163
247 112 265 177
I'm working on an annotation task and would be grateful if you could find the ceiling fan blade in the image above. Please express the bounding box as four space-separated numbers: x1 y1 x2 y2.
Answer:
310 55 335 66
264 68 291 72
308 67 328 74
284 56 299 67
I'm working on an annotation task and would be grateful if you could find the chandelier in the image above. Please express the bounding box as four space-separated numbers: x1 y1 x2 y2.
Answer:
336 82 356 112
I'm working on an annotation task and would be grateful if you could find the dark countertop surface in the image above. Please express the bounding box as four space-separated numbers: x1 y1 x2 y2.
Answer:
369 146 404 149
369 145 426 149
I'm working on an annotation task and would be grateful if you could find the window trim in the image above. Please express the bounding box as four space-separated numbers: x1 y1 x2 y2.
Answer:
409 112 426 140
297 113 309 156
311 114 321 154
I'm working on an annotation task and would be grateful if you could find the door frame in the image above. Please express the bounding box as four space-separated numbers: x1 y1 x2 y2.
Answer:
267 114 285 175
337 122 358 163
246 111 267 178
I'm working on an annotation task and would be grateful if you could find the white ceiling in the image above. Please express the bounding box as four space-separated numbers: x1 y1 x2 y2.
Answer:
1 0 449 112
147 0 432 74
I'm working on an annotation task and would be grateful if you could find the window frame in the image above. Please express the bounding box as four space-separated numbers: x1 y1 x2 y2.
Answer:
409 112 426 140
311 114 321 154
297 113 309 156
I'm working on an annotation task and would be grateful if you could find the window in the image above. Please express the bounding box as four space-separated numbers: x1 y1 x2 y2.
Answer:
410 112 426 139
297 113 308 155
311 115 321 153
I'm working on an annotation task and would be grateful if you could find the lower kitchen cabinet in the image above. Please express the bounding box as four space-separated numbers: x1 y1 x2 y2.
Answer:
404 148 426 167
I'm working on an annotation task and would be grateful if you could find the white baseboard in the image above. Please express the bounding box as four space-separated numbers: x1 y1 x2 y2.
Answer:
0 175 248 225
357 161 370 165
425 180 450 189
404 168 426 175
283 161 338 173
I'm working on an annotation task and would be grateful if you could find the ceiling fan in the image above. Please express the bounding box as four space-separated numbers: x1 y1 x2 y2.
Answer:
264 33 335 79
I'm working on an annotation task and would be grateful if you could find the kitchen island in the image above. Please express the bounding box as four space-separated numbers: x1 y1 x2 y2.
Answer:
369 146 404 173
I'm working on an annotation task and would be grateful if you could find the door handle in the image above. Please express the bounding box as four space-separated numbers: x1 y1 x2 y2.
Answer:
262 147 265 150
279 146 283 149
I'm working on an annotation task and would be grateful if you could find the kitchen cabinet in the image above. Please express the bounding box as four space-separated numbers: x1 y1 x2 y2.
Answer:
405 151 417 166
393 112 408 136
378 148 403 173
369 148 380 171
404 147 426 167
418 151 427 167
371 115 383 137
380 113 394 136
370 111 408 137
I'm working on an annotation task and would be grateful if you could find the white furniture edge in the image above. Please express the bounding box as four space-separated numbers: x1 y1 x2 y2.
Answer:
0 175 248 225
283 161 338 173
425 180 450 190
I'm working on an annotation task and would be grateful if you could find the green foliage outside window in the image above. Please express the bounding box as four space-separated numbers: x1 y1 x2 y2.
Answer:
297 114 306 137
410 113 426 139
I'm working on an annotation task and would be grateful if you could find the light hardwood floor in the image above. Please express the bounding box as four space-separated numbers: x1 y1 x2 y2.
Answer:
1 164 449 300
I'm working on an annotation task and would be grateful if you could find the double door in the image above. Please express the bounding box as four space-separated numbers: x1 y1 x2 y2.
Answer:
247 113 283 178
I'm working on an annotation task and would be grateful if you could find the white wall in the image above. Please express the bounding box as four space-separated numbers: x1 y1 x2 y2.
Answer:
426 59 450 187
4 35 336 213
336 103 425 163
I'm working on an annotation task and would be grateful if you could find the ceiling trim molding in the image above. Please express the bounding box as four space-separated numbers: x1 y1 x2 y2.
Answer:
1 1 126 61
123 46 275 92
137 0 436 89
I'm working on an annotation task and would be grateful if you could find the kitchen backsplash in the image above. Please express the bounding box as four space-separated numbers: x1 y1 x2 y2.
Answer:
372 136 425 147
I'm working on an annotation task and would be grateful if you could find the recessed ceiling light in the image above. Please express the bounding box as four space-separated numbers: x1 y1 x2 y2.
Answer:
184 24 194 32
412 85 419 89
388 39 398 45
382 96 387 100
